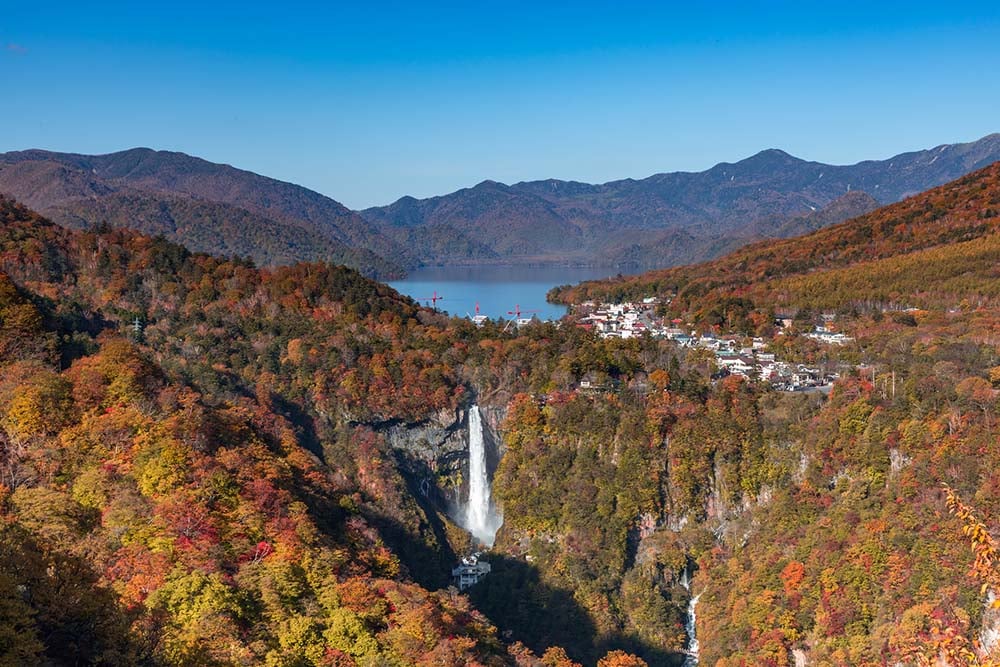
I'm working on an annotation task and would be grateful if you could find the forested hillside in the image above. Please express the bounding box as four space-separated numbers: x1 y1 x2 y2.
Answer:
0 149 409 278
3 156 1000 667
523 164 1000 664
552 162 1000 314
0 194 671 665
0 196 515 665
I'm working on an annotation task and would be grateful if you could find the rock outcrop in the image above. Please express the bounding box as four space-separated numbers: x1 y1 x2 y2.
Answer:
380 400 507 528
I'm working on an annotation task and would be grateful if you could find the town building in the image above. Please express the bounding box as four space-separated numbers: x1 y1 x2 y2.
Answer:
452 555 491 590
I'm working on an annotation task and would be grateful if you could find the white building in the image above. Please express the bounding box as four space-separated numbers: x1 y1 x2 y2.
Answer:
452 555 491 590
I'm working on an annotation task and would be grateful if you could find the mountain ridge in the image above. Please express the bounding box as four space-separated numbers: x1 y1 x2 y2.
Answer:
2 134 999 278
362 133 1000 268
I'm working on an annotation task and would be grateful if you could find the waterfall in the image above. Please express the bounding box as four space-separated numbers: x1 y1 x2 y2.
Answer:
465 406 501 546
683 591 702 666
681 561 701 666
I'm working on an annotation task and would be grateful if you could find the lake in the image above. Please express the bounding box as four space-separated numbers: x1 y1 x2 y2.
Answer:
388 265 629 321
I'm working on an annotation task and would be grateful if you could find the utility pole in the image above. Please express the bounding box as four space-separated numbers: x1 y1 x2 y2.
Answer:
131 316 144 342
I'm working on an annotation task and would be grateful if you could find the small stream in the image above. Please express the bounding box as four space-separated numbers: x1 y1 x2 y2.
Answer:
681 563 701 666
683 591 702 666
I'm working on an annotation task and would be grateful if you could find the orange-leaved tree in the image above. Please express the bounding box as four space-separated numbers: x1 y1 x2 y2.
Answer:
908 486 1000 666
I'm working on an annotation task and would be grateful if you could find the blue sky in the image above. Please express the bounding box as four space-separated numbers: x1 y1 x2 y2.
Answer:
2 1 999 208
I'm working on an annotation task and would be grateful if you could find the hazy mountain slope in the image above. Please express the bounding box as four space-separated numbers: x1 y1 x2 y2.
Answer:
589 190 880 271
50 189 397 273
364 180 589 261
0 149 411 277
3 135 997 277
551 161 1000 311
364 134 1000 268
748 190 881 239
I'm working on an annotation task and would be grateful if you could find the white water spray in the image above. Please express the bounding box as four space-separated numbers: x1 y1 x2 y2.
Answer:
683 591 702 666
680 562 701 666
465 406 502 546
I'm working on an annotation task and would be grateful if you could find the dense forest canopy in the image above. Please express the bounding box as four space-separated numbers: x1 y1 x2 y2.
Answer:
1 162 1000 666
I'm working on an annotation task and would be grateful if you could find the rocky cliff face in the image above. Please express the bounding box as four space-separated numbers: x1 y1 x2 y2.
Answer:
334 401 509 589
379 400 508 532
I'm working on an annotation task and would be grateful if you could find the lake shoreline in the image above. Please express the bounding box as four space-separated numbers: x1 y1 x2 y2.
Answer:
388 265 640 322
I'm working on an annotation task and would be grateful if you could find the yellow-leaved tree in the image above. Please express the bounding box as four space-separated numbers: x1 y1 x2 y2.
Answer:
909 486 1000 666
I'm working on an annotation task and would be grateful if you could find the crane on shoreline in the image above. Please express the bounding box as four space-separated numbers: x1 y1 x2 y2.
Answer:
466 302 489 326
416 290 445 308
503 304 541 332
506 304 540 319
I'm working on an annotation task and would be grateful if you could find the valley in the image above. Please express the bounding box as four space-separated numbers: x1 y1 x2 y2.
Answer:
7 5 1000 665
1 158 1000 664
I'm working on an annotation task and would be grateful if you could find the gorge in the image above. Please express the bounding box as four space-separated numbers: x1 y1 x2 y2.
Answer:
2 158 1000 665
5 5 1000 665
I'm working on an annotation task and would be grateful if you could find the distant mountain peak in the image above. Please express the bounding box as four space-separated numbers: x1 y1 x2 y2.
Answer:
113 146 157 156
472 179 508 190
738 147 803 167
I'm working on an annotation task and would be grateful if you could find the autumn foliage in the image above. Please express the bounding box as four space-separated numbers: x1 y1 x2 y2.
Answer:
3 158 1000 667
